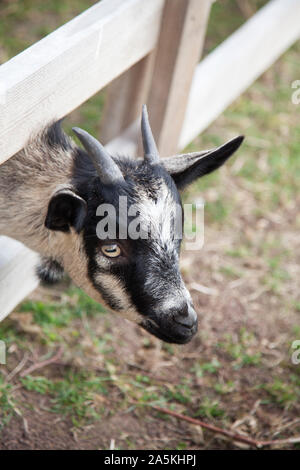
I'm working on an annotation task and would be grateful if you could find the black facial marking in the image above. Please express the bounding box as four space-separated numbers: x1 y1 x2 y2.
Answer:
75 154 182 315
36 256 65 285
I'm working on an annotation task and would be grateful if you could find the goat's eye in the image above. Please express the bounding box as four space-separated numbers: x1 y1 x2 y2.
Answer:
101 244 122 258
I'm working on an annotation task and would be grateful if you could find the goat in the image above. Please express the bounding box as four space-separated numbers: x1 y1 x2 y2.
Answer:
0 106 243 344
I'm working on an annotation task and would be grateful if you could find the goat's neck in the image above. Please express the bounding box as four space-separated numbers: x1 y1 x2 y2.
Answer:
0 139 75 259
0 135 110 305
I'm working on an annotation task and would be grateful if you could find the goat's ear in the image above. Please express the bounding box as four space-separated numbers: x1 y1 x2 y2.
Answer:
163 136 244 190
45 189 87 233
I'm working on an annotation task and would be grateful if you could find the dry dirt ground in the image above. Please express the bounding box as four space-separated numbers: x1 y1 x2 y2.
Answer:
0 0 300 451
0 189 299 449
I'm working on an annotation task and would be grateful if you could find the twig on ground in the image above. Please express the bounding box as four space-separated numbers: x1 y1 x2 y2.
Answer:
246 285 270 302
6 353 29 382
189 282 218 296
7 396 30 437
126 362 178 384
272 418 300 436
19 346 64 378
150 406 300 449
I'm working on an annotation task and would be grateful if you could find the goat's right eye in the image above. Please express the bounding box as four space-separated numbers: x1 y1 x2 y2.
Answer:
101 244 122 258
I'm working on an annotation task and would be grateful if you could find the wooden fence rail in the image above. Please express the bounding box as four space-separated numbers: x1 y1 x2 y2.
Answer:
0 0 165 165
0 0 300 320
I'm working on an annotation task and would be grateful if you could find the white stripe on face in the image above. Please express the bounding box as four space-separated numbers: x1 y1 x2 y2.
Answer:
136 182 179 248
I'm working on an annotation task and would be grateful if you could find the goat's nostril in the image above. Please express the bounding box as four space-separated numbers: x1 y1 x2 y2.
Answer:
179 303 189 318
173 305 197 328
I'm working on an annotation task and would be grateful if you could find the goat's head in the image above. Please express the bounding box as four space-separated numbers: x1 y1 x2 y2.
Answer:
44 106 243 344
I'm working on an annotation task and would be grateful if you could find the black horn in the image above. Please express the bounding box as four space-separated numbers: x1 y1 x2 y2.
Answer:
72 127 124 184
141 104 160 164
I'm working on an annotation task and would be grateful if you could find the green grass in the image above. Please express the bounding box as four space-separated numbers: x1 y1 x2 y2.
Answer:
21 286 107 322
261 378 300 408
214 381 235 395
0 0 105 136
216 329 262 370
0 377 16 430
18 287 107 341
219 265 243 279
185 37 300 222
204 0 268 55
225 246 251 258
0 0 97 59
191 358 222 378
195 398 225 420
0 322 18 347
164 383 192 405
21 370 109 426
20 375 53 395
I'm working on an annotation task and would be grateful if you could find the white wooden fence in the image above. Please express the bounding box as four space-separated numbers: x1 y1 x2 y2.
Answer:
0 0 300 321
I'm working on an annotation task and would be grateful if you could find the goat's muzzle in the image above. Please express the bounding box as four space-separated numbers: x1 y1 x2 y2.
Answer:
140 303 198 344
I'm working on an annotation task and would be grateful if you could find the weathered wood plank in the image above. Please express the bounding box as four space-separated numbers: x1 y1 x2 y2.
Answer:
179 0 300 148
0 0 164 165
0 237 39 322
145 0 212 156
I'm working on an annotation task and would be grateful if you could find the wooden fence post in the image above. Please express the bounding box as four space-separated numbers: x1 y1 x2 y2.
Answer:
146 0 212 156
100 54 155 145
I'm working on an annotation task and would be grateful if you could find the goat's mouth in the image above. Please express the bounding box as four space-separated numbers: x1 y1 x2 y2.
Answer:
140 318 198 344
